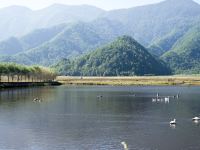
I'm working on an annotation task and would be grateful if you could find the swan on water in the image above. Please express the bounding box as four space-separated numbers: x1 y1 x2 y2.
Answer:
156 93 159 97
170 119 176 125
176 94 180 99
97 95 103 99
152 98 157 102
192 117 200 121
33 98 42 102
165 97 170 103
121 141 128 150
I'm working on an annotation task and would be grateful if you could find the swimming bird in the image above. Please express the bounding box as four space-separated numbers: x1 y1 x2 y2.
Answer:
157 98 161 102
156 93 159 98
152 98 157 102
33 98 39 101
33 98 42 102
165 97 170 103
170 119 176 125
192 117 200 121
97 95 103 99
176 94 180 99
121 141 128 150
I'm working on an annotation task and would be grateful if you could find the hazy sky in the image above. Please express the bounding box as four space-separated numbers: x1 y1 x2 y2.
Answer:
0 0 200 10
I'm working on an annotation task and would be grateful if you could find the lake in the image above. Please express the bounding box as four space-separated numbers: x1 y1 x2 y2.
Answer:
0 85 200 150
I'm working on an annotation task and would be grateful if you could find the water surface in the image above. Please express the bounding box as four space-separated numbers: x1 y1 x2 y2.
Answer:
0 85 200 150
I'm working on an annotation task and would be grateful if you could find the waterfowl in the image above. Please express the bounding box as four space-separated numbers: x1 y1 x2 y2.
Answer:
156 93 159 97
170 119 176 125
176 94 180 99
165 97 170 103
152 98 157 102
33 98 42 102
97 95 103 99
33 98 39 101
157 98 161 102
121 141 128 150
192 117 200 121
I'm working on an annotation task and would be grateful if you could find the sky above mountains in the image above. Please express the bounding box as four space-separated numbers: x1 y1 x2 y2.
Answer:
1 0 200 10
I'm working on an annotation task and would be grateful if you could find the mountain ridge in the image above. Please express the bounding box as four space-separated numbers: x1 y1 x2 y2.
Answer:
54 36 171 76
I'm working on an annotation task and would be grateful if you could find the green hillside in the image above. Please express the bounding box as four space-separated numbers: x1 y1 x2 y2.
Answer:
54 36 171 76
162 26 200 74
103 0 200 47
0 19 130 66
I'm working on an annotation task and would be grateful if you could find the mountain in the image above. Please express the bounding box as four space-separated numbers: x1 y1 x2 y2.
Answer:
162 26 200 74
147 26 190 56
0 19 131 65
0 4 104 40
0 0 200 74
0 24 65 56
54 36 171 76
103 0 200 48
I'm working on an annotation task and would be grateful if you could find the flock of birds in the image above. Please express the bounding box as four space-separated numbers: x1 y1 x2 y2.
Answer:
33 98 42 103
118 92 200 150
151 93 200 126
152 93 179 103
169 117 200 125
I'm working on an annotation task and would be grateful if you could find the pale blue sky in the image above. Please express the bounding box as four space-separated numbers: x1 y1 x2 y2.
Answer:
0 0 200 10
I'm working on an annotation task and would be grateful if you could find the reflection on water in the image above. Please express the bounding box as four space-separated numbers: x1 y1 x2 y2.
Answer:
0 85 200 150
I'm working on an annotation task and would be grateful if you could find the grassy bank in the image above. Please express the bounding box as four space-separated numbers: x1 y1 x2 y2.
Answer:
56 76 200 86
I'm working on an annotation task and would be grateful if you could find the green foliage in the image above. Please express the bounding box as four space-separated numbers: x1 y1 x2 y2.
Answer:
0 63 56 78
54 36 171 76
105 0 200 46
148 26 191 56
0 19 130 66
162 25 200 74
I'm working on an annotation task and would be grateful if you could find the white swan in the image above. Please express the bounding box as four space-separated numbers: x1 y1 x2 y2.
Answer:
165 97 170 103
121 141 128 150
192 117 200 121
170 119 176 125
156 93 159 97
157 98 161 102
152 98 157 102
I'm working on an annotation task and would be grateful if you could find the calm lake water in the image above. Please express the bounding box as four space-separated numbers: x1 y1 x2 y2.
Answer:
0 85 200 150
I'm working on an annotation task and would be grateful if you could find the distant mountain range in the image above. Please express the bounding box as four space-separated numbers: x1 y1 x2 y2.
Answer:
0 4 104 40
0 0 200 75
0 19 132 65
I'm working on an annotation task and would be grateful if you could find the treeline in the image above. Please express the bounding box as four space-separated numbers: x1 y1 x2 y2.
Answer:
0 63 56 82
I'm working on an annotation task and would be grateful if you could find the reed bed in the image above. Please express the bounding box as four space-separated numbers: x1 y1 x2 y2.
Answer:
56 75 200 86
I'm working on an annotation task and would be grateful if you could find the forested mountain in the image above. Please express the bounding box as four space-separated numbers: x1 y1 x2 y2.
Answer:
0 0 200 75
162 26 200 74
103 0 200 48
54 36 171 76
148 27 190 56
0 19 131 65
0 4 104 40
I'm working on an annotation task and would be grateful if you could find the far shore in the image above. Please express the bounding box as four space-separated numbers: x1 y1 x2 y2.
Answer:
56 75 200 86
0 81 62 89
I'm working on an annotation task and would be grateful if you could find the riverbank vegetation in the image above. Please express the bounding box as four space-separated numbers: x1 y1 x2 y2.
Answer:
0 63 56 82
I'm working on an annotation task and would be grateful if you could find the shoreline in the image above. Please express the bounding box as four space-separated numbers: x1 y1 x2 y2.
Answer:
0 81 62 89
56 76 200 86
